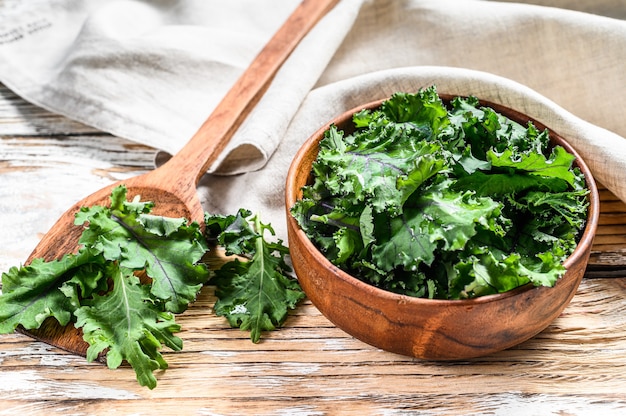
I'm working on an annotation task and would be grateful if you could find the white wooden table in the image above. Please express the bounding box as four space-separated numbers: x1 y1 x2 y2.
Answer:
1 83 626 415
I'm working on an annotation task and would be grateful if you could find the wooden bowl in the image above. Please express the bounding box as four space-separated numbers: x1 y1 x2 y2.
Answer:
285 95 600 360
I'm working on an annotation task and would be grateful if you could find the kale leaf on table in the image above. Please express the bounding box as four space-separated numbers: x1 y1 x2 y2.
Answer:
205 209 305 343
291 86 589 300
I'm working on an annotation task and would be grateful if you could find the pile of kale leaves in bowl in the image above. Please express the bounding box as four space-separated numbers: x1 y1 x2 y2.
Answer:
290 86 589 300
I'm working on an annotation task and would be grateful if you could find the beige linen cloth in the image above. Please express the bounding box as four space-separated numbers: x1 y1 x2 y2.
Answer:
0 0 624 240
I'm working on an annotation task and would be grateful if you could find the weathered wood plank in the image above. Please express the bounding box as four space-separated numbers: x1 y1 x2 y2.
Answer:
0 278 625 414
0 395 621 416
0 84 100 136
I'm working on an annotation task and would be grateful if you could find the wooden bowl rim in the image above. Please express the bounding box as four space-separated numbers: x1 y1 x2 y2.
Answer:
286 94 600 306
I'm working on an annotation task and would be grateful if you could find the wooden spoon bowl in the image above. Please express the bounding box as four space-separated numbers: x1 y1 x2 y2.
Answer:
18 0 340 358
285 95 600 360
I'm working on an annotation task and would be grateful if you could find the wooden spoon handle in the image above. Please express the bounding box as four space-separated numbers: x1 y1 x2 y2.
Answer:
159 0 340 183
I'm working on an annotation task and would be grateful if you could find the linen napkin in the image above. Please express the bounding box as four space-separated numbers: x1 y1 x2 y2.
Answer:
0 0 361 174
0 0 625 240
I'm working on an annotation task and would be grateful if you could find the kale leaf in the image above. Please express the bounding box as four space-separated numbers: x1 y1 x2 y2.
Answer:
205 209 305 343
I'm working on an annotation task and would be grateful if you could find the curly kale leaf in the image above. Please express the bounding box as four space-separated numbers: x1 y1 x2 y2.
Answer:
371 183 503 272
487 145 579 186
447 249 565 299
205 210 305 343
0 252 93 333
75 186 209 313
73 262 182 390
205 208 258 256
447 95 549 158
313 124 445 216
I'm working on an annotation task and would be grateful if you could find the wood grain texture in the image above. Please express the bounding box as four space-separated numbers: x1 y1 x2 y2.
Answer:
1 280 625 415
1 83 625 415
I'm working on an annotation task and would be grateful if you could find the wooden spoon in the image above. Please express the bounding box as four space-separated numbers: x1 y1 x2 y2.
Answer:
18 0 340 357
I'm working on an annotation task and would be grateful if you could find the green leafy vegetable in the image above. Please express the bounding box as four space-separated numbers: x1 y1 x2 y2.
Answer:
1 185 306 388
0 186 209 389
75 187 209 313
205 209 305 343
291 86 589 300
1 187 307 388
73 262 183 389
0 253 91 333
